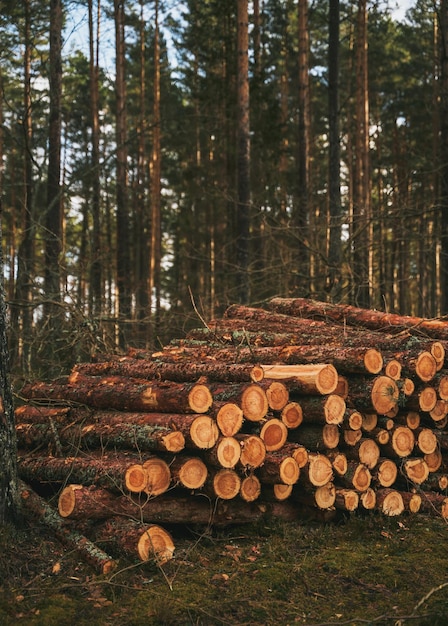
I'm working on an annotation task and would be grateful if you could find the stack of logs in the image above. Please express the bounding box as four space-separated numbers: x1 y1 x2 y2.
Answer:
15 297 448 573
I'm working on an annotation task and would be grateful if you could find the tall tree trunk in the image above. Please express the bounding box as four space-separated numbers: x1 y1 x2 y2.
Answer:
149 0 162 341
327 0 342 300
0 208 21 525
135 0 150 342
12 0 35 373
236 0 251 304
296 0 311 294
439 0 448 314
44 0 63 314
114 0 131 345
352 0 370 308
89 0 102 318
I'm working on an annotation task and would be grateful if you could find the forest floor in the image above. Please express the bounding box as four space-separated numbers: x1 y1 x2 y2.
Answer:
1 506 448 626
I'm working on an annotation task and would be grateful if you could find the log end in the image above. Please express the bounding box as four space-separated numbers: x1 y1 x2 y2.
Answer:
188 384 213 414
189 416 219 449
260 418 288 452
241 384 269 421
137 525 175 564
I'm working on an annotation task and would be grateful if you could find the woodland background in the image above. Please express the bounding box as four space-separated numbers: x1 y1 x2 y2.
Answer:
1 0 445 379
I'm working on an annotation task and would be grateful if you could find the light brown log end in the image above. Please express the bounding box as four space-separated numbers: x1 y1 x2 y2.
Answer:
281 402 303 429
188 384 213 413
216 402 244 436
371 376 399 415
241 384 269 421
259 418 288 452
364 349 384 375
142 458 171 497
240 475 261 502
189 416 219 449
125 464 149 493
137 525 175 564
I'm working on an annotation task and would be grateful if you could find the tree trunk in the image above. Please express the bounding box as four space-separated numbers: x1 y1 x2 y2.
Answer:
44 0 63 315
236 0 251 304
0 215 20 524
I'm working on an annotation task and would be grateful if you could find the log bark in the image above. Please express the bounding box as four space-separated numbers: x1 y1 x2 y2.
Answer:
288 424 340 451
16 420 185 454
400 491 422 513
268 296 448 340
21 375 213 414
17 451 152 493
72 359 265 384
20 481 116 574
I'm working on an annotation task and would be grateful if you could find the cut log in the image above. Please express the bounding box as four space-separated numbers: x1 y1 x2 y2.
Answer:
299 453 333 487
280 402 303 429
17 451 150 493
288 424 340 451
213 402 244 436
334 488 359 512
58 484 317 526
296 394 346 425
375 489 404 516
235 434 266 469
259 380 290 411
208 468 241 500
428 400 448 423
359 488 376 510
256 452 300 485
406 385 437 412
435 373 448 400
384 359 402 380
338 461 371 492
257 418 289 452
142 458 171 496
203 436 241 469
239 475 261 502
280 443 309 468
381 426 415 458
268 296 448 340
262 483 293 501
22 375 213 414
93 517 175 564
371 458 398 488
361 413 378 432
187 415 220 449
400 491 422 513
342 438 380 469
422 472 448 493
414 427 438 455
424 449 443 473
342 429 362 447
210 383 269 422
394 411 420 430
346 375 399 415
73 359 265 384
16 420 185 454
325 450 348 477
169 456 208 489
19 481 116 574
260 363 338 395
343 409 363 431
294 482 336 510
15 405 71 423
400 458 430 485
368 427 390 446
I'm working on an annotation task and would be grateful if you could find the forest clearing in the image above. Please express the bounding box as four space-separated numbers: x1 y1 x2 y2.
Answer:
2 297 448 625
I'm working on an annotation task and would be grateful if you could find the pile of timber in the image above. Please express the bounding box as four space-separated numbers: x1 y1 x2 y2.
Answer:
15 297 448 573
